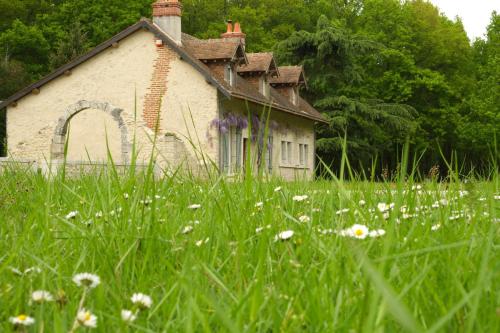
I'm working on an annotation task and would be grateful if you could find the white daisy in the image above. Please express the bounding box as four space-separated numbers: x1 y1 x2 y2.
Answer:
123 193 129 199
66 211 78 219
359 200 366 206
131 293 153 309
77 309 97 328
377 203 390 212
9 314 35 326
274 230 294 241
298 215 311 223
188 204 201 210
121 309 137 323
255 225 271 233
494 195 500 200
32 290 54 303
369 229 386 238
292 195 308 202
349 224 369 239
95 211 103 218
181 225 194 234
24 267 41 275
72 273 100 289
431 224 441 231
439 199 449 206
336 208 350 215
274 186 282 192
255 202 264 209
195 238 210 247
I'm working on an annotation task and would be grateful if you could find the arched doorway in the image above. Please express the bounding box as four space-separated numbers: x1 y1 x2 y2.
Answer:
51 100 130 164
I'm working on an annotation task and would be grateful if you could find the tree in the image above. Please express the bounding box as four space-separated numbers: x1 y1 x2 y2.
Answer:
276 15 417 171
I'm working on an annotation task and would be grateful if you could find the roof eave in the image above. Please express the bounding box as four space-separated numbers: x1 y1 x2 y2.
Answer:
229 92 327 123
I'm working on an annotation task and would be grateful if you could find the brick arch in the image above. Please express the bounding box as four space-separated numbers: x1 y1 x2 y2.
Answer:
51 100 130 163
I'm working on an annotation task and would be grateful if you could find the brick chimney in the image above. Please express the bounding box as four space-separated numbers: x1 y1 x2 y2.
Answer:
153 0 182 44
221 20 246 49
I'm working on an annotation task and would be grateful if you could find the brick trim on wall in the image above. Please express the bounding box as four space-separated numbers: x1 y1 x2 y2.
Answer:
143 41 175 130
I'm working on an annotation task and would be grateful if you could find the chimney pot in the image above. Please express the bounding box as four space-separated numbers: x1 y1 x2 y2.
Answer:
233 22 241 33
225 21 233 34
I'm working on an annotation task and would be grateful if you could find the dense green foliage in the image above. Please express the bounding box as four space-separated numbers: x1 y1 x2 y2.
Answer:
0 165 498 331
0 0 498 174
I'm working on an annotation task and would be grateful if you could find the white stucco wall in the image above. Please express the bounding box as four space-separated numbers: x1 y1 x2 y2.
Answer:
66 108 123 163
6 30 157 164
219 99 316 181
159 57 219 170
5 29 219 174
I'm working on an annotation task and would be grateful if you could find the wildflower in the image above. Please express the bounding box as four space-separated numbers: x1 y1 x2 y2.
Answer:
274 230 294 241
478 197 486 202
195 238 210 247
255 202 264 209
32 290 54 303
439 199 448 206
292 195 308 202
312 208 321 212
66 211 78 219
298 215 311 223
121 309 137 323
9 314 35 326
188 204 201 210
72 273 100 289
274 186 282 192
336 208 349 215
181 225 194 234
494 195 500 200
377 203 390 213
369 229 386 238
359 200 366 206
131 293 153 310
95 211 103 218
77 309 97 328
123 193 129 199
256 225 271 233
349 224 369 239
431 224 441 231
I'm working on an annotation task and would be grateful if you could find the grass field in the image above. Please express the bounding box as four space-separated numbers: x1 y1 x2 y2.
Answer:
0 166 498 332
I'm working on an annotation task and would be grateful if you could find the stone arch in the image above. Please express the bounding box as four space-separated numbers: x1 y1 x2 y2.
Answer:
51 100 130 163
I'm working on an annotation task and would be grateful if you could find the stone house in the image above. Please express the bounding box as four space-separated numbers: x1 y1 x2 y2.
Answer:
0 0 326 180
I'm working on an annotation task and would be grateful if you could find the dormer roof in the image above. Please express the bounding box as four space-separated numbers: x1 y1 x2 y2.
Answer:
237 52 279 76
183 38 247 64
270 66 307 88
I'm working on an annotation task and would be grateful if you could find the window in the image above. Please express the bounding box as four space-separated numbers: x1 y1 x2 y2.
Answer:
299 143 309 167
224 64 234 86
281 140 293 165
222 127 242 173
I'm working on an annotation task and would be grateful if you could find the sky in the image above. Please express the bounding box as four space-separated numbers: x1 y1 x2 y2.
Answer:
429 0 499 40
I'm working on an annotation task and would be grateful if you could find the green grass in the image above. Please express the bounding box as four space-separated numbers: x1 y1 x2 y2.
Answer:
0 166 498 332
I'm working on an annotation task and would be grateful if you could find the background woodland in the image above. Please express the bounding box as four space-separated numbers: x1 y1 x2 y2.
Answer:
0 0 498 177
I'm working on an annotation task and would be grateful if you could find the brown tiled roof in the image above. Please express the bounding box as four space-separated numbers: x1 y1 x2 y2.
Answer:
1 20 325 123
270 66 306 86
183 39 247 63
237 52 278 74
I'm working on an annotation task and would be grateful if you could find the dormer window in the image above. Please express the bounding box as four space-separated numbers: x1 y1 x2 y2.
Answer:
225 64 235 87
